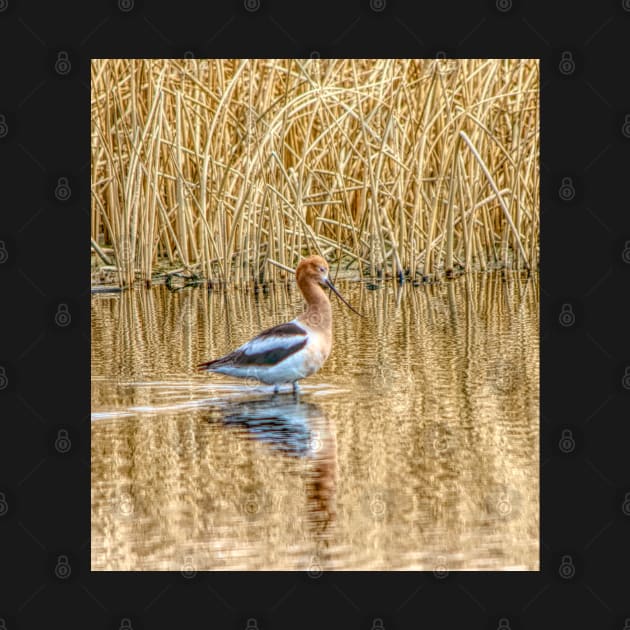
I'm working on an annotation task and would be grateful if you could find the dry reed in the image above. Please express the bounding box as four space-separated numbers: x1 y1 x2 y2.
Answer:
91 58 539 287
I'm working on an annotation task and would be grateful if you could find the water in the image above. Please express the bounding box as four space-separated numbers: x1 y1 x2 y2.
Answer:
91 273 539 571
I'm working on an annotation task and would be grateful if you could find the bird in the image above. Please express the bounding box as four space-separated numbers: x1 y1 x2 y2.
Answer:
197 255 363 393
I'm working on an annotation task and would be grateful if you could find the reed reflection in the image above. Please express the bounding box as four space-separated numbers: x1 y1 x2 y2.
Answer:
92 274 538 570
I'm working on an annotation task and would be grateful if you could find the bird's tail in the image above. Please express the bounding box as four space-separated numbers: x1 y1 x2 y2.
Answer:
197 359 219 372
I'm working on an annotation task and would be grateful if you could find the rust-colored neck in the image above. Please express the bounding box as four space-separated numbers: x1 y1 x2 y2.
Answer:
297 276 332 333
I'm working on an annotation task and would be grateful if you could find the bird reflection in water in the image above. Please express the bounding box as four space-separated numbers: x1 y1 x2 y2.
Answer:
211 394 337 544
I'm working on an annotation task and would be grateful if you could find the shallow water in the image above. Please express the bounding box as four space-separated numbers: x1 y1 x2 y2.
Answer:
91 273 539 571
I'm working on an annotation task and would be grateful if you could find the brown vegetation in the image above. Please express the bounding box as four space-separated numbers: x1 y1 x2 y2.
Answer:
91 58 539 287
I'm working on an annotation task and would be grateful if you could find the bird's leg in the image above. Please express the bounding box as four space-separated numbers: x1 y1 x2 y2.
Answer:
273 384 279 395
292 381 300 394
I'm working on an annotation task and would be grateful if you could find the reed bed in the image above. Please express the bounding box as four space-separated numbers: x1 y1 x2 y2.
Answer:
91 58 539 287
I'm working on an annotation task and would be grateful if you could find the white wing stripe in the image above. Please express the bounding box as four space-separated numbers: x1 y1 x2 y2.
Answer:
241 333 307 356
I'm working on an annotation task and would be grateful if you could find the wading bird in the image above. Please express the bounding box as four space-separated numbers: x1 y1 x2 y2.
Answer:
197 256 363 393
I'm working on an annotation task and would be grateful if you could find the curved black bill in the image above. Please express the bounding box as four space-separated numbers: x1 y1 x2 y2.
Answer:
324 278 365 317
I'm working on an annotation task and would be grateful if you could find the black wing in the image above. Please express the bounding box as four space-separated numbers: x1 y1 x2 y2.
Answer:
197 321 307 370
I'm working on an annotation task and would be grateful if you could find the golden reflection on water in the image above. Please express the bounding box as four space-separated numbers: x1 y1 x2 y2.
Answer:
91 273 539 570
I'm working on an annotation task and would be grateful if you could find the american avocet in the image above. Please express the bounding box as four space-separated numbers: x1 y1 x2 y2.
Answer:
197 255 363 393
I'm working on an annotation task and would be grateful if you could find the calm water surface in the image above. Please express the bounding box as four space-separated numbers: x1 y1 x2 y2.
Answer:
91 273 539 571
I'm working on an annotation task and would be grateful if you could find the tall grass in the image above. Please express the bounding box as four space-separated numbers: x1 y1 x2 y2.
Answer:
91 58 539 287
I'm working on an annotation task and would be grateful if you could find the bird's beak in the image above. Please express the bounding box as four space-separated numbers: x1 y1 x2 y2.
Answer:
324 277 365 317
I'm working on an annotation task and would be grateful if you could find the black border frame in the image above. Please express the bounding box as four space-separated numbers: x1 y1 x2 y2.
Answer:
1 1 629 628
